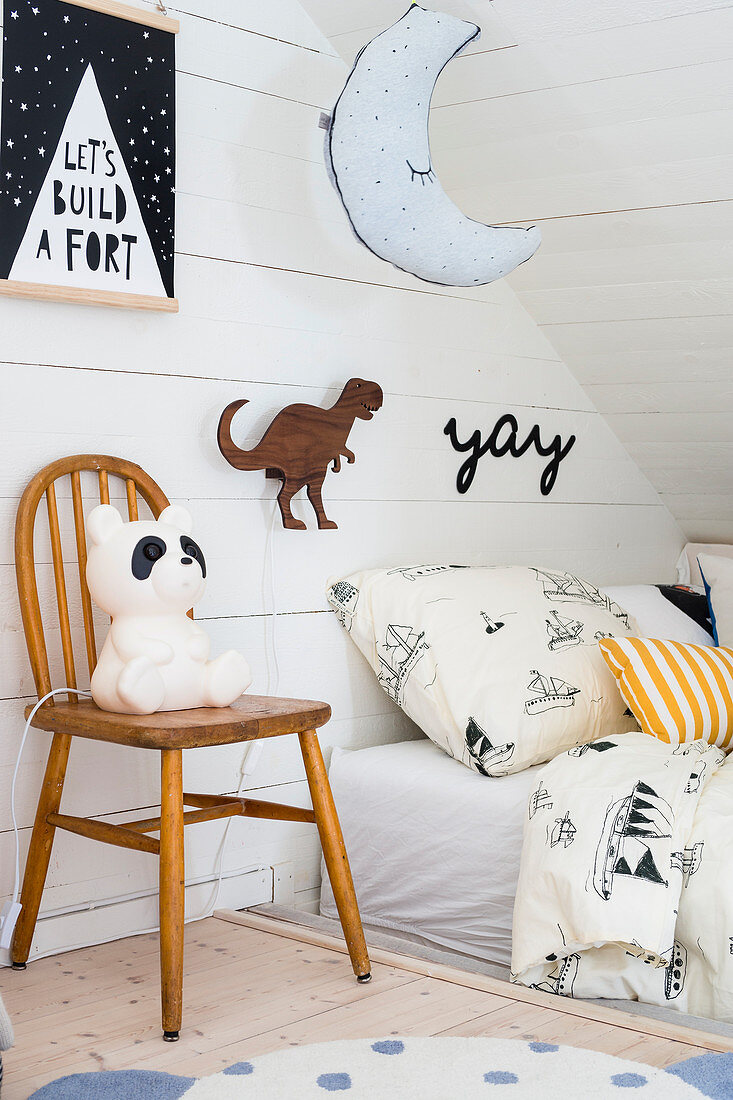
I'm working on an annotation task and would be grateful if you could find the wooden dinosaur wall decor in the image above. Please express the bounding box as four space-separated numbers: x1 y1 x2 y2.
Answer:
217 378 384 530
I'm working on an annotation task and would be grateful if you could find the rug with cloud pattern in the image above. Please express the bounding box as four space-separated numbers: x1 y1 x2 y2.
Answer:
26 1037 733 1098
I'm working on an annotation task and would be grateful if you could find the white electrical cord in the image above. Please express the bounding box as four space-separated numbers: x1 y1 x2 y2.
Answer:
264 496 281 698
199 497 281 919
10 688 93 908
1 688 93 950
6 687 271 935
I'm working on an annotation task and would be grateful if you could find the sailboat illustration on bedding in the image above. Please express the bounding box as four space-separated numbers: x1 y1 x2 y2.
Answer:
524 670 580 715
670 842 704 887
593 781 673 901
545 611 583 651
534 569 630 626
550 811 577 848
528 783 553 819
532 953 580 997
377 625 429 704
535 569 606 606
664 941 687 1000
465 717 515 774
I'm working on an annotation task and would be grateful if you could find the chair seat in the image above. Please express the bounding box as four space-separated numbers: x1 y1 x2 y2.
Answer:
26 694 331 749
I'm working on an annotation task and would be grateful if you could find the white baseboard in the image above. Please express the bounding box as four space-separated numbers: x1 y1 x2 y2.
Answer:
0 865 272 966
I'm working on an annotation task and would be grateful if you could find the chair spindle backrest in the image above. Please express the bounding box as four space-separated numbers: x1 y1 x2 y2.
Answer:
16 456 171 703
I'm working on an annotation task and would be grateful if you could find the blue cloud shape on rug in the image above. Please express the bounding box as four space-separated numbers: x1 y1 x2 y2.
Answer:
667 1053 733 1099
371 1040 405 1055
484 1070 519 1084
317 1072 352 1091
29 1035 724 1098
29 1069 195 1100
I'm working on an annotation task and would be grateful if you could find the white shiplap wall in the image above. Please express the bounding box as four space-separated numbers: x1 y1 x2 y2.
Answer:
442 0 733 544
483 1 733 544
0 0 683 962
306 0 733 541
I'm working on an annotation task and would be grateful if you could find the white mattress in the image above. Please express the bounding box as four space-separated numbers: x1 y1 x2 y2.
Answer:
320 739 540 967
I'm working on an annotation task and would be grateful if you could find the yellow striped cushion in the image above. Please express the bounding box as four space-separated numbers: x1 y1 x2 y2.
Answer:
598 637 733 749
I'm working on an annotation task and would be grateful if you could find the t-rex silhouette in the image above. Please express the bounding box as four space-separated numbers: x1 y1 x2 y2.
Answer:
217 378 383 530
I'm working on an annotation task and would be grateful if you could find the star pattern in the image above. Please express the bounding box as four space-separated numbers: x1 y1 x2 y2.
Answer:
0 0 176 294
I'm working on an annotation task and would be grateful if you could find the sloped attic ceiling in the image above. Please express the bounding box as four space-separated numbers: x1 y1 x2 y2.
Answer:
301 0 733 543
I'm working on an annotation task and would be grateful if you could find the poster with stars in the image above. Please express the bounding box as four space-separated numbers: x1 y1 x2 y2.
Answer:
0 0 178 310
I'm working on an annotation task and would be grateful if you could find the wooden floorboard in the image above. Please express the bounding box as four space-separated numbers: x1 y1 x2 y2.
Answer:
0 916 720 1099
221 907 733 1052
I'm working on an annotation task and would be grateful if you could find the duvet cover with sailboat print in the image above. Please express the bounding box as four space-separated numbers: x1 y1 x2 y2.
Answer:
512 732 733 1021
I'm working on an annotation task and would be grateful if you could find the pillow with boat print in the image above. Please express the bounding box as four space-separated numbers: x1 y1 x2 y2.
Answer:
326 565 639 776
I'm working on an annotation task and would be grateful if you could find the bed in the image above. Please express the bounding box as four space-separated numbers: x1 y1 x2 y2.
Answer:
321 582 715 974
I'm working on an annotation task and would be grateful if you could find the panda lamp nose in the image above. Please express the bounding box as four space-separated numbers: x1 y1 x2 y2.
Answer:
181 557 193 565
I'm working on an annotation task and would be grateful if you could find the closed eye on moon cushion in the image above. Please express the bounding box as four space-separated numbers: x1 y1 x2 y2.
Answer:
327 5 541 287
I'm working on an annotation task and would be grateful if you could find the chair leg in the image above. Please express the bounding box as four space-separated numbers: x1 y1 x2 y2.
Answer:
298 729 371 982
159 749 185 1041
11 732 72 968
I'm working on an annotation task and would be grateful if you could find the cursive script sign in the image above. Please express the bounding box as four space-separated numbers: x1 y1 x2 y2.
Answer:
444 414 576 496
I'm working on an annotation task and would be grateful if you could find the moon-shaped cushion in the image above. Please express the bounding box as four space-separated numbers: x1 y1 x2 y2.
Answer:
328 5 541 287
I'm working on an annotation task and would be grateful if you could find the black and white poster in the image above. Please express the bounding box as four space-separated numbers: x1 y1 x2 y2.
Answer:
0 0 177 307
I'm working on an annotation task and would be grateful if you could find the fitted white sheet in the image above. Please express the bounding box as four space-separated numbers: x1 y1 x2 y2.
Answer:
320 739 540 967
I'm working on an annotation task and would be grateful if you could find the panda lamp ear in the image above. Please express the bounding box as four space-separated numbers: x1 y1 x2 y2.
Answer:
158 504 193 533
87 504 124 547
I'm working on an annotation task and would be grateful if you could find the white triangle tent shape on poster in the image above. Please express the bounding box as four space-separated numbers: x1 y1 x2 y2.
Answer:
10 64 167 297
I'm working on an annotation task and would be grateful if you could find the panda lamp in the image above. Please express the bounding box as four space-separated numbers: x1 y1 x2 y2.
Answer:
85 504 252 715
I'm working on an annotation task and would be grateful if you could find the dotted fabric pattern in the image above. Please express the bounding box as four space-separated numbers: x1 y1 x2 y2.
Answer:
327 6 541 287
27 1037 728 1098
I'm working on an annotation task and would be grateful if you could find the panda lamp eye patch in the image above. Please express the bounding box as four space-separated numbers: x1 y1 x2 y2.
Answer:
132 536 168 581
179 535 206 578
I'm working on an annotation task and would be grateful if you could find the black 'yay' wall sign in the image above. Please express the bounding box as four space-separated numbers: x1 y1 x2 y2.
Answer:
444 414 576 497
0 0 179 311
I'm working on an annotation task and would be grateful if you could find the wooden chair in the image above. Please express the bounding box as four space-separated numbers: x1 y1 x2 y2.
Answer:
12 455 371 1040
